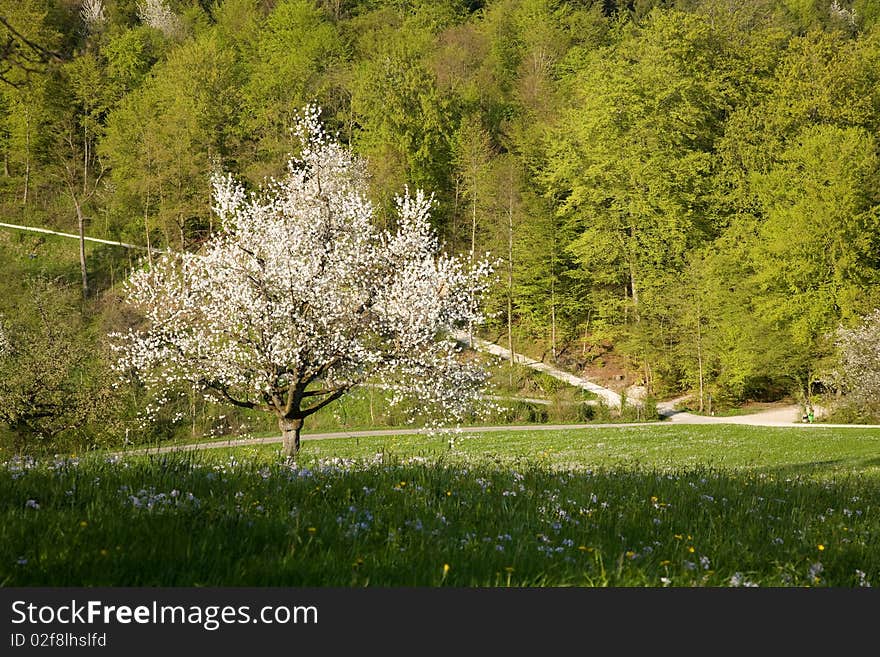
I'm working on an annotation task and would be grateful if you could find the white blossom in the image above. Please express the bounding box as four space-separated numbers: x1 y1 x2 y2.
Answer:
111 107 493 457
835 309 880 414
80 0 106 30
0 318 8 357
830 1 857 26
137 0 184 39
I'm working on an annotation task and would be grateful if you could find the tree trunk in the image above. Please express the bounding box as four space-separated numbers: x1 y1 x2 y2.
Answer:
696 309 704 413
280 416 304 459
468 176 477 349
83 124 89 197
75 198 89 298
144 196 154 269
507 192 515 387
550 279 557 362
22 111 30 206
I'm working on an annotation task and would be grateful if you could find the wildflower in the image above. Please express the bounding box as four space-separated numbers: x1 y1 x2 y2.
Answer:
688 546 695 553
817 544 825 552
700 555 711 570
729 572 758 587
443 564 450 576
660 577 672 587
24 499 39 509
16 557 27 566
80 520 88 528
808 562 824 583
307 527 317 534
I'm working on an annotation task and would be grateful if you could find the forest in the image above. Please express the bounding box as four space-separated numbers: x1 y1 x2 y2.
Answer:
2 0 880 453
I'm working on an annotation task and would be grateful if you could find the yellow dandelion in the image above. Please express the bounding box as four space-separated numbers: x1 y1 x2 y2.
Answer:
443 563 450 575
651 496 658 503
446 491 452 496
399 481 407 487
818 544 825 551
688 546 695 553
504 566 514 573
80 521 88 528
578 545 589 552
625 551 636 559
674 534 683 540
307 527 317 534
660 560 671 566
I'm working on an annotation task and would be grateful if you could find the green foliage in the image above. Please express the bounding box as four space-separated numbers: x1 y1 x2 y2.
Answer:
239 0 346 180
0 277 121 453
4 0 880 448
3 425 880 585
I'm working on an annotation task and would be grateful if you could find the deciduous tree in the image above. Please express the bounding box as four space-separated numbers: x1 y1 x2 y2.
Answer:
112 109 492 458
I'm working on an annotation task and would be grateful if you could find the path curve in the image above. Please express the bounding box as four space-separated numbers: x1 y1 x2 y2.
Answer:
454 331 622 407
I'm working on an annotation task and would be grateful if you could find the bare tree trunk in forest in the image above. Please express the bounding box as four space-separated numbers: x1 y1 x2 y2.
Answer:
468 175 477 349
74 197 89 298
451 176 460 255
144 197 154 269
22 111 30 206
627 223 640 322
83 125 89 197
507 191 515 387
696 303 704 413
550 280 557 363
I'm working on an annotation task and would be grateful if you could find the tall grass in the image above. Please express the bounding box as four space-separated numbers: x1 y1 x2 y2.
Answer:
3 425 879 587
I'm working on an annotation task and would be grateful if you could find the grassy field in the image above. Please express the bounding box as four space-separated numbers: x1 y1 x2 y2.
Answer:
2 424 879 587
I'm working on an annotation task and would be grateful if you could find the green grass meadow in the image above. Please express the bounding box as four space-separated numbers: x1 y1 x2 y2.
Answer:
2 424 879 587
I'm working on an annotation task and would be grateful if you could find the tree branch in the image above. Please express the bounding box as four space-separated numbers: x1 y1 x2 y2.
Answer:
209 383 258 410
300 386 349 417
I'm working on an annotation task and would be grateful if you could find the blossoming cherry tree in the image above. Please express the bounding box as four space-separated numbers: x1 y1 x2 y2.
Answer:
112 108 492 458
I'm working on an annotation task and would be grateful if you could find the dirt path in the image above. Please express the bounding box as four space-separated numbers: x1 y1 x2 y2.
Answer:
455 331 622 407
122 409 880 456
119 340 880 457
460 335 880 429
659 403 804 425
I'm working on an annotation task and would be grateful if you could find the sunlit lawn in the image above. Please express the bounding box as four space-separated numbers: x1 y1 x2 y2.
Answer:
3 424 878 587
